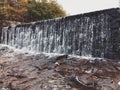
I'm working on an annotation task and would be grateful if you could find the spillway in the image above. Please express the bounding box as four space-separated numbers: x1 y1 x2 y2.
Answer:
1 8 120 59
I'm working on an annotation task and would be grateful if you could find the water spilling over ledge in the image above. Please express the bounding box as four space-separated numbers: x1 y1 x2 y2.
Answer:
1 8 120 59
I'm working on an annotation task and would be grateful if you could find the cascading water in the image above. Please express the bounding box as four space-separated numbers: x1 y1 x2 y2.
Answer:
1 8 120 59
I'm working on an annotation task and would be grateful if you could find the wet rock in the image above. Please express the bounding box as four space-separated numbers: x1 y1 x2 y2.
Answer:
0 45 120 90
75 75 95 87
56 55 68 60
6 74 27 79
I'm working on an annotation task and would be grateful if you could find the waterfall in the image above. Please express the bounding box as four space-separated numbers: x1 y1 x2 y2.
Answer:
1 8 120 59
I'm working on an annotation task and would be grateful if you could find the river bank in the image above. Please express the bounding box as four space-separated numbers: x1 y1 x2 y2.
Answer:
0 44 120 90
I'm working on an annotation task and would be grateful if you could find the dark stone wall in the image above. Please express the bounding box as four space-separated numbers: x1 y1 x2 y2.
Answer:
1 8 120 60
108 9 120 59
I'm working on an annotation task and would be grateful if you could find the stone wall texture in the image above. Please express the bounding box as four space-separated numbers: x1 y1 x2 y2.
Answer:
1 8 120 60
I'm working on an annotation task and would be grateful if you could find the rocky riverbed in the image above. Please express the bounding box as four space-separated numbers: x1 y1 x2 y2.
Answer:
0 44 120 90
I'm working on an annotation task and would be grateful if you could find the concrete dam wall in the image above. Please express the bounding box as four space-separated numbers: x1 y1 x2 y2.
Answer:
1 8 120 59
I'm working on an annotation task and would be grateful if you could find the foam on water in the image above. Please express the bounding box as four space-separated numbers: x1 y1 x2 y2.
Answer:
0 44 99 60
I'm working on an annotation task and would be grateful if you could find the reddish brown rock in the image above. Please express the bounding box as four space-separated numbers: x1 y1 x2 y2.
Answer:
0 46 120 90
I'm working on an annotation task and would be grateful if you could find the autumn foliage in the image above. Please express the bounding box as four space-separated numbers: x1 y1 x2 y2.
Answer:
0 0 66 23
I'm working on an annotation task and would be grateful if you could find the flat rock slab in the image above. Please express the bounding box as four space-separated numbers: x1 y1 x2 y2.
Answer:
0 45 120 90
